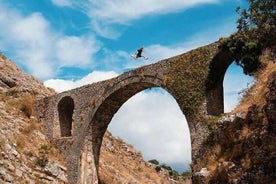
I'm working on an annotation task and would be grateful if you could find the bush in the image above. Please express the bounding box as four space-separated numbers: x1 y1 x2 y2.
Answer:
20 94 34 118
35 156 48 168
155 166 161 172
148 159 159 165
160 164 172 171
182 170 192 177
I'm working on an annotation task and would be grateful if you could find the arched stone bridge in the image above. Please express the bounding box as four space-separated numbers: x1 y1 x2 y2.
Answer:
36 41 235 183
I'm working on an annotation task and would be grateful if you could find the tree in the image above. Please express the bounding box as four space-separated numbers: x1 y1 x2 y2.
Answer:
219 0 276 75
236 0 276 49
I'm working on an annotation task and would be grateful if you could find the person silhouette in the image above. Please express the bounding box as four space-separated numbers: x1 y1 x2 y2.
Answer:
132 46 148 60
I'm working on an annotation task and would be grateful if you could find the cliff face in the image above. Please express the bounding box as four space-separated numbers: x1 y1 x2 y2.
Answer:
193 59 276 183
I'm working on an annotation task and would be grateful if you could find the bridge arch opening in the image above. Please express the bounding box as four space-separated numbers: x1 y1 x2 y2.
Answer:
101 87 191 181
84 78 192 182
206 50 255 115
223 63 255 112
57 96 74 137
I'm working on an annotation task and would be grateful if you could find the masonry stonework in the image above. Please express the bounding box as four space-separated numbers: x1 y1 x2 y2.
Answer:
36 41 235 183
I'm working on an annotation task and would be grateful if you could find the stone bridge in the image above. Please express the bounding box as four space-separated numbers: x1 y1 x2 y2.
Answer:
36 41 235 183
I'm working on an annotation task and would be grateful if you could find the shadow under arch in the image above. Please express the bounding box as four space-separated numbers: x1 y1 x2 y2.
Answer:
57 96 74 137
85 76 192 181
206 50 235 115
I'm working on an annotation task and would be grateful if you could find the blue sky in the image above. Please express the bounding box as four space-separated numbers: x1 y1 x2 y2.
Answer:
0 0 253 173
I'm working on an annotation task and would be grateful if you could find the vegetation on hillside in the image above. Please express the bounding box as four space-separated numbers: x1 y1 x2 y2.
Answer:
219 0 275 75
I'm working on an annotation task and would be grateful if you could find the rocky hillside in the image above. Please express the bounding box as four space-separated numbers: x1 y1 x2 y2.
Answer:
0 54 68 183
0 54 190 183
193 51 276 184
99 131 191 184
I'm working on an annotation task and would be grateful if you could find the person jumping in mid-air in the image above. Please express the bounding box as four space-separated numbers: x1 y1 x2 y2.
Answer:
132 46 148 60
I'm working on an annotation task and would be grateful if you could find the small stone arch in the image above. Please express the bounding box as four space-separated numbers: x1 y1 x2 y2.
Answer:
57 96 74 137
206 50 234 115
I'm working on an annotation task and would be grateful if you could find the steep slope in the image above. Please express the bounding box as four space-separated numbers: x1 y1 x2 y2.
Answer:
99 131 191 184
0 54 189 183
193 51 276 183
0 54 67 183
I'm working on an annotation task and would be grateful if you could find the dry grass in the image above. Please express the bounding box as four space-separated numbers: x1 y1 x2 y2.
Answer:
0 136 6 153
1 91 65 166
20 93 35 118
232 52 276 113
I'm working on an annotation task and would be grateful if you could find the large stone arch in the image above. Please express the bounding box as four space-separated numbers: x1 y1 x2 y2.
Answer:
79 74 191 183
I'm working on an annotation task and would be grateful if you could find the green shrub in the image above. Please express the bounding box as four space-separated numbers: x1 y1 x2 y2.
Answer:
155 166 161 172
148 159 159 165
160 164 172 171
35 156 48 168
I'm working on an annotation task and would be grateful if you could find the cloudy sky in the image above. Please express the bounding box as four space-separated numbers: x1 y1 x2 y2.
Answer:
0 0 254 173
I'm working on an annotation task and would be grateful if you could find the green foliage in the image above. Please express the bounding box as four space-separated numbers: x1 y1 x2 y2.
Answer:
148 159 159 165
219 33 263 75
39 144 52 154
160 164 172 171
169 169 180 179
155 166 161 172
35 156 48 168
153 161 192 180
181 170 192 177
219 0 275 75
167 45 216 117
207 115 219 130
236 0 276 48
35 144 51 168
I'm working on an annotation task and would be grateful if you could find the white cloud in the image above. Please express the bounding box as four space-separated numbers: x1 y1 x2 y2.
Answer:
51 0 72 7
56 36 100 67
44 70 118 92
87 0 219 24
0 2 101 80
69 0 219 38
11 13 50 44
108 89 191 168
